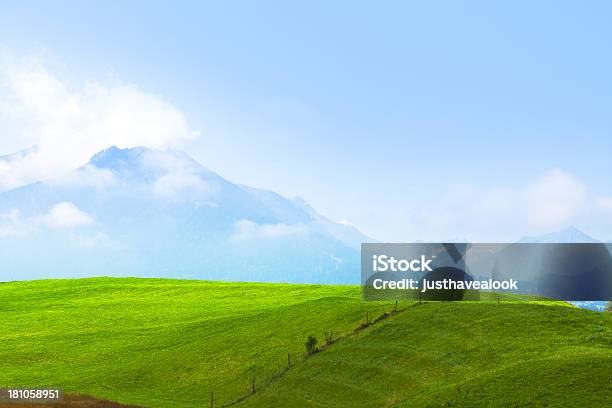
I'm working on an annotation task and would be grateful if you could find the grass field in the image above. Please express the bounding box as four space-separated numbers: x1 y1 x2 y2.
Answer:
0 278 610 407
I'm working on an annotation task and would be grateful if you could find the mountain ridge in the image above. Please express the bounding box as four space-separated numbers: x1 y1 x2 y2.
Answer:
518 226 599 243
0 145 373 283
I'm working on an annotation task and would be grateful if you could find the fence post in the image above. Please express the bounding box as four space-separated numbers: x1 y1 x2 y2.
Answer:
288 352 291 368
395 300 398 311
366 311 369 324
252 378 256 394
210 391 213 408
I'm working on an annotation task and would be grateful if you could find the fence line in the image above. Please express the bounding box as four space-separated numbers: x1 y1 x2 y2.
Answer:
218 302 422 407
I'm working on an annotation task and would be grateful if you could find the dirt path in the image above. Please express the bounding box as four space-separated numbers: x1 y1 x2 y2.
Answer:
0 394 144 408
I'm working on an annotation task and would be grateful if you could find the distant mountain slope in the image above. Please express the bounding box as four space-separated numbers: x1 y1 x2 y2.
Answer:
0 145 38 162
518 226 599 243
291 196 376 249
0 146 374 283
238 185 373 249
515 227 608 308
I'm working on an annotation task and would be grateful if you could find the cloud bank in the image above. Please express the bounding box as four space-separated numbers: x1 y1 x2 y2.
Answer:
0 54 199 192
0 54 610 243
0 201 94 236
403 168 612 241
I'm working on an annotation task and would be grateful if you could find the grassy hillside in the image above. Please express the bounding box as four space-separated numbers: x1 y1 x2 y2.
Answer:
244 303 611 407
0 278 609 407
0 278 392 407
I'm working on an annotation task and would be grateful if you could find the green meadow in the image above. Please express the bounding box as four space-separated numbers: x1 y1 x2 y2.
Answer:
0 278 610 407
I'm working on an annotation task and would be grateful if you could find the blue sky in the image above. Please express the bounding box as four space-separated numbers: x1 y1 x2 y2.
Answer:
1 1 612 241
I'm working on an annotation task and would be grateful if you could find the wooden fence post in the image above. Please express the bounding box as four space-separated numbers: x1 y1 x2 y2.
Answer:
288 352 291 368
252 378 256 394
210 391 213 408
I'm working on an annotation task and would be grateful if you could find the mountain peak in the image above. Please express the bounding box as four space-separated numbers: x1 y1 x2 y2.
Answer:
89 146 149 169
559 226 586 235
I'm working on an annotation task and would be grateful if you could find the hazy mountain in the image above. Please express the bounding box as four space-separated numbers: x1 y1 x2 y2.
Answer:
0 146 373 283
0 145 38 162
518 226 599 243
515 227 609 309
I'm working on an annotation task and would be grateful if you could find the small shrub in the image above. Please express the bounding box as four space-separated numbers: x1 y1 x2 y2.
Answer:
305 335 318 355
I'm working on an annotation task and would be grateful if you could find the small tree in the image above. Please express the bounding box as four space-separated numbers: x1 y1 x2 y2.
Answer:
606 301 612 312
305 335 318 355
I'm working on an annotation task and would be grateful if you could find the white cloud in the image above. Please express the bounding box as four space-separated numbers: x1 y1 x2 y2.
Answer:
595 197 612 213
231 219 308 240
403 168 602 241
0 208 26 236
0 201 94 236
35 202 94 229
525 168 588 228
151 171 213 199
0 54 199 192
0 202 121 249
136 149 218 199
48 164 119 189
